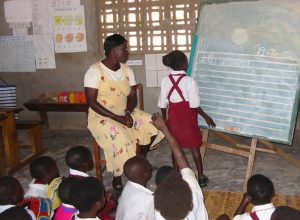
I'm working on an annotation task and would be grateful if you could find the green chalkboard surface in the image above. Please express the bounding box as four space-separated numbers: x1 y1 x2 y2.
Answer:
189 0 300 145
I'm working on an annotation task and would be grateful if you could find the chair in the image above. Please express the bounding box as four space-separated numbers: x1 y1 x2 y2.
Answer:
93 83 144 181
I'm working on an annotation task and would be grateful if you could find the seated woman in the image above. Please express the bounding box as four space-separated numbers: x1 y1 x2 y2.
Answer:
84 33 164 191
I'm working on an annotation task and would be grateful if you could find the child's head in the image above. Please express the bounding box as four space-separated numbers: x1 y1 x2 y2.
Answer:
155 165 173 185
70 177 105 216
247 174 274 205
154 169 193 219
58 178 76 205
162 50 188 71
30 156 60 184
124 155 152 185
271 206 300 220
0 206 32 220
0 176 24 205
66 146 94 172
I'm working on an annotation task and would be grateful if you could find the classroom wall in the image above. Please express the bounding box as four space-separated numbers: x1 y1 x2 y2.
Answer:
0 0 160 129
1 0 299 141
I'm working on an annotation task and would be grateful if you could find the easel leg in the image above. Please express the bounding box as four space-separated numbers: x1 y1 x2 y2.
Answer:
243 138 257 192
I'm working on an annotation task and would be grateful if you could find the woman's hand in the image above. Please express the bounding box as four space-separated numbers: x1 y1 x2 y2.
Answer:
124 112 133 128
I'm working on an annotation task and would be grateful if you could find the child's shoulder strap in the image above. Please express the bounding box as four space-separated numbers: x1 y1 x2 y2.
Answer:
250 211 260 220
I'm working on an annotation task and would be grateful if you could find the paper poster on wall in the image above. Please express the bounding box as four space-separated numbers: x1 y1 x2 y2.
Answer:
0 36 36 72
53 5 87 53
32 0 56 69
4 0 32 23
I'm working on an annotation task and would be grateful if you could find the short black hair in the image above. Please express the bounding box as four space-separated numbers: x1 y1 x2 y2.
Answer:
65 146 93 171
104 34 127 56
271 206 300 220
124 155 152 183
247 174 274 205
0 176 23 205
154 170 193 219
162 50 188 70
30 156 57 181
58 178 76 204
70 177 105 212
155 166 173 185
0 206 31 220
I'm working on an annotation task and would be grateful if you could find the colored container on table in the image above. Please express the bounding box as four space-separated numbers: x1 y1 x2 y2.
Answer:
79 92 87 103
62 92 69 103
74 92 80 103
69 92 75 103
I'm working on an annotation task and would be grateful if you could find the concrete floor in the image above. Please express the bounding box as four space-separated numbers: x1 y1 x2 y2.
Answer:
14 129 300 195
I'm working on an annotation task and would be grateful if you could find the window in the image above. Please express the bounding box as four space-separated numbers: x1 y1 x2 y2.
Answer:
97 0 199 54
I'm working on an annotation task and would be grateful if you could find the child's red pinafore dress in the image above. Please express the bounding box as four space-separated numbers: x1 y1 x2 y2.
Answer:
166 74 203 148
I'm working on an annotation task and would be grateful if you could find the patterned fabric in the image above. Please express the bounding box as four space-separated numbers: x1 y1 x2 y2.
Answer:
87 62 164 176
54 204 77 220
46 177 63 210
20 197 52 220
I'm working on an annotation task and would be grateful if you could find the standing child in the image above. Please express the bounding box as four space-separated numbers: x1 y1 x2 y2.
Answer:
158 50 216 187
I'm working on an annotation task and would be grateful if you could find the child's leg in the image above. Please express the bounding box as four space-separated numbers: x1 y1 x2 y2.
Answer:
190 148 204 177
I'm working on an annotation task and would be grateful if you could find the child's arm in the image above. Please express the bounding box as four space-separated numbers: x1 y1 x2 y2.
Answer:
195 107 216 128
234 193 252 216
160 108 167 121
152 113 189 170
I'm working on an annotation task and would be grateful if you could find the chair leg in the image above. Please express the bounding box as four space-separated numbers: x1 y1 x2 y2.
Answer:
93 139 103 182
29 125 43 154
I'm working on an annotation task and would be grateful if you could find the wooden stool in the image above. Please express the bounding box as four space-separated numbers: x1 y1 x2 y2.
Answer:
92 83 144 181
16 120 47 159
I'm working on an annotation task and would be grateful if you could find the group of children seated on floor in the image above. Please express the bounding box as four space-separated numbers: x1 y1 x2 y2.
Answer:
0 113 300 220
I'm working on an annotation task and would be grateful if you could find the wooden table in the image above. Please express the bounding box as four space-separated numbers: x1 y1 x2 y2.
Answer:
0 114 7 176
0 107 23 173
24 99 88 128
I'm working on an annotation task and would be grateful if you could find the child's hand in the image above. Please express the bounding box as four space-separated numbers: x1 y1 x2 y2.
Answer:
204 115 216 128
151 113 167 131
241 192 252 204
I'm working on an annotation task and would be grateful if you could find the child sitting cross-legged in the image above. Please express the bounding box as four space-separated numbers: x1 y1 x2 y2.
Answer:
70 177 106 220
65 146 94 179
21 156 61 219
54 178 77 220
217 174 276 220
0 206 32 220
0 176 36 220
25 156 60 198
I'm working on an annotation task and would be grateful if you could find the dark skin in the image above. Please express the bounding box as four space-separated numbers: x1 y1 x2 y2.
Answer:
85 42 136 128
78 197 106 219
160 58 216 180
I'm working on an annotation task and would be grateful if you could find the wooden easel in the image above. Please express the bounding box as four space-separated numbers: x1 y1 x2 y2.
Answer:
200 129 300 192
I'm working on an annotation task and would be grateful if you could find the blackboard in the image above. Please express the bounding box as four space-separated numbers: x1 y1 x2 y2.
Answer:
189 0 300 145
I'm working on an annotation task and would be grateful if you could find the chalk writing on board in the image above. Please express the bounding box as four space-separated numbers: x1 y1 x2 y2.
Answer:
190 0 300 144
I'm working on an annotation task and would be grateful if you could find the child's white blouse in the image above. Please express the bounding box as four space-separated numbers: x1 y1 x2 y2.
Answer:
158 70 200 108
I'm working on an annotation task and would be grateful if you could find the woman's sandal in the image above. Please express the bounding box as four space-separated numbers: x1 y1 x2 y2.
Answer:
198 175 209 187
112 177 123 194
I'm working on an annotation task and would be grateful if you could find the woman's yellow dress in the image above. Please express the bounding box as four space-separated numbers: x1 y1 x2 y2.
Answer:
88 62 164 176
